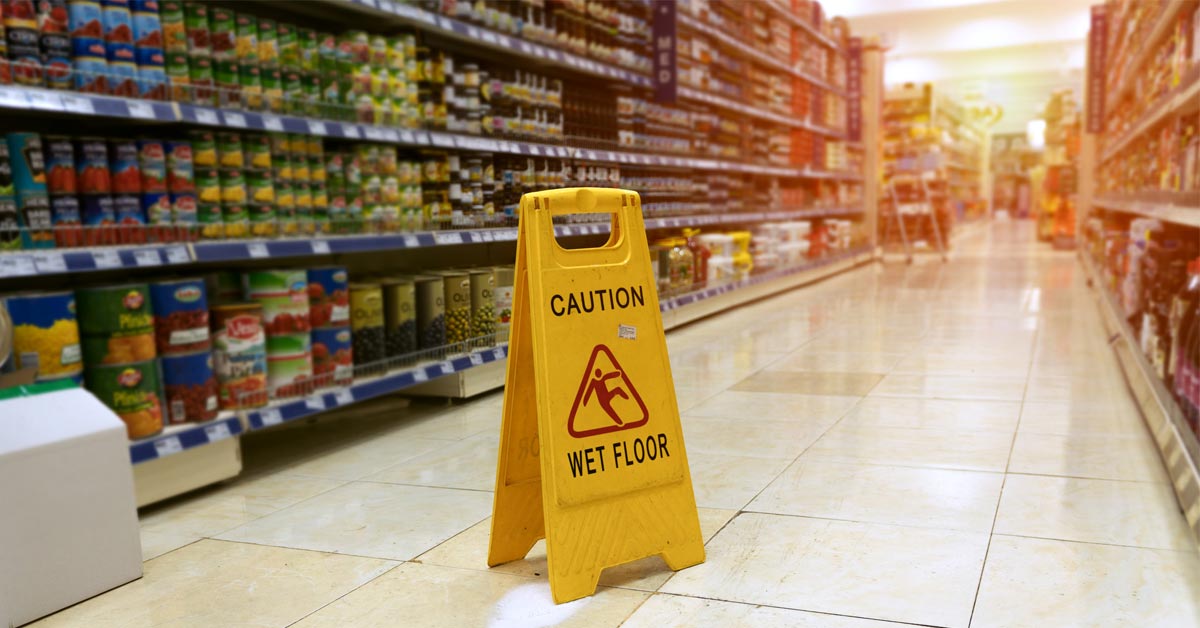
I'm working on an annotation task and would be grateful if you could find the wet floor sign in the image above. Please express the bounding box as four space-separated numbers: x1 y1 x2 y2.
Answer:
488 187 705 603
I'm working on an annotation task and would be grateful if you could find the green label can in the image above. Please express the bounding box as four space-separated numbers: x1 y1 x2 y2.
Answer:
265 332 312 397
85 359 164 439
469 269 496 341
235 12 258 64
198 202 224 239
257 18 278 67
77 284 154 336
222 203 248 238
381 279 415 358
244 270 311 335
440 272 471 344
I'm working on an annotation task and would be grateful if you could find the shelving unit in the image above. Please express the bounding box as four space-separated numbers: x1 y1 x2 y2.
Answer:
1082 0 1200 543
0 0 878 506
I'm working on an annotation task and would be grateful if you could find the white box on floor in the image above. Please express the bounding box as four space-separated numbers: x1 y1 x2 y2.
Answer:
0 388 142 627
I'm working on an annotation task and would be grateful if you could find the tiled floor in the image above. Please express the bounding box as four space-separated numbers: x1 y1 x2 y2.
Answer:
33 222 1200 627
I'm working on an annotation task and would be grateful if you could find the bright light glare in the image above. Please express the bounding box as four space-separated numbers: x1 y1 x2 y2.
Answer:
1027 119 1046 150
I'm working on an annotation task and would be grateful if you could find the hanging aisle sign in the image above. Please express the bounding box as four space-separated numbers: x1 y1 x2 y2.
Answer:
487 187 705 604
652 0 677 103
1086 4 1107 133
846 37 864 142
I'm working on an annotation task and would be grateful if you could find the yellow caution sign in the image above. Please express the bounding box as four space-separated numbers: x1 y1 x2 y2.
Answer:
488 187 705 603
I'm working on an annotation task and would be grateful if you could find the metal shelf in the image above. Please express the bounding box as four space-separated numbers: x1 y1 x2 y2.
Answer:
0 206 863 280
1106 0 1195 113
1092 195 1200 229
1101 71 1200 164
1080 253 1200 543
129 416 243 465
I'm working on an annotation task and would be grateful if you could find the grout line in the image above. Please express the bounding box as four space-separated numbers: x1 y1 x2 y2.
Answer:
989 531 1199 555
283 560 408 628
635 591 947 628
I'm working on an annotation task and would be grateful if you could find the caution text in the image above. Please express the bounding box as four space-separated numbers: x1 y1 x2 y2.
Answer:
550 285 646 317
566 432 671 478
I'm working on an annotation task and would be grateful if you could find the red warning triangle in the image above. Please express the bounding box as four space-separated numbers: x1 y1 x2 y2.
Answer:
567 344 650 438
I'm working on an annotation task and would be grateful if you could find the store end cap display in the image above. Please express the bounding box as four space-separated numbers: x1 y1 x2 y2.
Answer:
488 187 705 604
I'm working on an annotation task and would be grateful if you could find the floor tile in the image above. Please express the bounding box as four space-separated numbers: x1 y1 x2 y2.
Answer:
278 431 450 481
686 452 793 509
417 508 736 592
668 365 762 390
686 390 859 425
215 482 492 561
731 370 884 396
29 539 396 628
363 432 500 491
870 374 1027 401
620 594 912 628
806 424 1014 472
138 473 346 540
680 416 828 460
138 529 198 561
972 536 1200 628
1017 400 1148 437
747 458 1003 532
994 474 1195 550
838 397 1021 432
1008 432 1169 483
763 351 905 374
291 562 648 628
660 512 989 628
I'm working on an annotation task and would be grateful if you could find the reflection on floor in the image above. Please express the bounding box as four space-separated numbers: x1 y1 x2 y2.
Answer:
33 222 1200 627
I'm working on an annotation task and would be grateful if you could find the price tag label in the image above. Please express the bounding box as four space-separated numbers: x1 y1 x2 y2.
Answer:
153 436 184 457
308 120 327 135
363 125 386 141
127 100 156 119
304 395 326 411
260 408 283 426
334 389 354 405
412 368 429 382
434 232 463 245
399 130 415 144
165 245 190 264
478 230 494 242
262 114 284 131
192 107 219 124
27 90 63 111
401 234 420 248
61 94 95 114
32 251 66 273
204 422 232 442
381 128 399 142
438 361 455 374
482 31 498 45
311 240 331 254
492 347 506 360
465 26 479 39
341 123 361 138
0 255 36 277
0 86 28 107
247 242 269 258
469 353 484 366
92 249 121 269
133 249 162 266
223 112 247 127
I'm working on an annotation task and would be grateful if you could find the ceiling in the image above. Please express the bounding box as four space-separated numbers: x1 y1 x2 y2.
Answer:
840 0 1093 134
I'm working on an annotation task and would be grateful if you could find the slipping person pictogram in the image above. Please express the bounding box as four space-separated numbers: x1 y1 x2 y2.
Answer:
567 344 649 438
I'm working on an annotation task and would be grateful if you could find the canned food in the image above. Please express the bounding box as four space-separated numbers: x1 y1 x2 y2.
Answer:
165 50 189 100
244 269 310 335
108 138 140 193
256 17 276 66
69 0 103 39
105 42 136 96
112 193 144 230
218 167 245 204
85 359 163 439
5 291 82 379
216 132 243 168
170 191 196 225
81 194 115 233
149 278 209 354
131 5 160 49
49 195 82 246
221 203 246 238
349 282 383 367
277 21 297 69
39 1 71 90
197 201 222 238
244 133 271 170
73 51 108 93
160 350 217 424
136 57 166 99
183 1 208 56
214 57 238 108
141 191 169 224
307 267 349 328
164 140 193 192
311 326 352 387
208 6 234 59
136 138 166 192
211 302 266 409
381 278 415 358
43 135 76 196
440 271 471 344
239 63 262 109
74 137 110 193
415 275 445 349
248 204 274 237
159 0 184 52
194 165 219 204
76 283 155 364
493 265 514 337
266 332 311 397
234 12 256 63
0 198 18 252
187 53 213 104
101 0 132 44
469 269 496 342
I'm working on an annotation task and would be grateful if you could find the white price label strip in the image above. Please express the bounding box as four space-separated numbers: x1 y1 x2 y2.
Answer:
194 108 219 124
92 249 121 268
260 408 283 426
61 94 95 114
401 235 420 248
133 249 161 266
304 395 326 411
27 90 63 111
32 251 66 273
127 100 156 119
223 112 247 127
0 86 27 107
412 369 429 382
165 245 190 264
492 347 505 360
0 255 35 277
438 360 454 374
334 389 354 405
247 242 269 258
341 123 361 138
204 422 232 441
308 120 327 135
434 232 463 245
262 114 284 131
469 353 484 366
311 240 331 254
153 436 183 457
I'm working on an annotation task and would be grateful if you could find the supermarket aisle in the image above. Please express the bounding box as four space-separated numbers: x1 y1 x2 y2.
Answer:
34 221 1200 628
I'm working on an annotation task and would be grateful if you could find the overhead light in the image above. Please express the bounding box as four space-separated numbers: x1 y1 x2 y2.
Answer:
1027 119 1046 149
